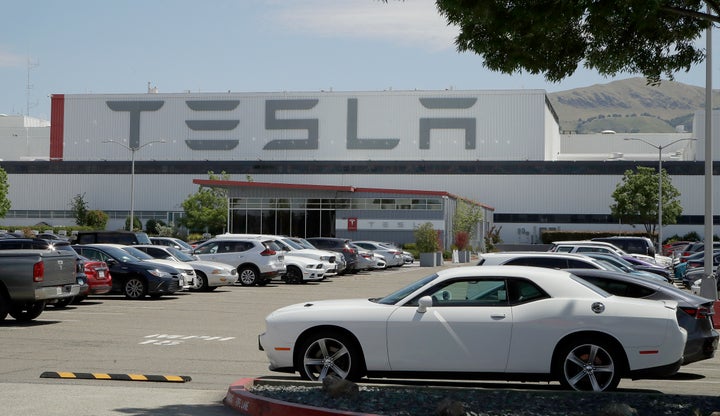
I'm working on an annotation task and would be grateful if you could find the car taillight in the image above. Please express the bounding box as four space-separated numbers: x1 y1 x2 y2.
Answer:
33 261 44 282
260 248 276 256
681 306 713 319
343 247 356 254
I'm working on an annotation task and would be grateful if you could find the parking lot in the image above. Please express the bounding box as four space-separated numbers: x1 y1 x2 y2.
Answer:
2 262 720 415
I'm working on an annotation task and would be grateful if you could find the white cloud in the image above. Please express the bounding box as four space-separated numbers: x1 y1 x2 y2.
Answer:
0 48 26 68
269 0 458 51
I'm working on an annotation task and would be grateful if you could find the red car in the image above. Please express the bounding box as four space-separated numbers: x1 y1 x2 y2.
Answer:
74 256 112 303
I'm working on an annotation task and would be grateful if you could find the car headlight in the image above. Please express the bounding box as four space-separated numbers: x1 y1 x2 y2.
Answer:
148 269 172 278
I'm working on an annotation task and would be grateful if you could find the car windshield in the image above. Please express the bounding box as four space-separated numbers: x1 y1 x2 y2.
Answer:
595 259 630 273
123 246 155 260
374 273 439 305
293 238 316 249
281 238 304 250
166 247 195 262
173 239 193 250
98 245 141 262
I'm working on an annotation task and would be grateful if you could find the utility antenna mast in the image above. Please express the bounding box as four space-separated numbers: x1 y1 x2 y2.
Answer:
26 58 39 116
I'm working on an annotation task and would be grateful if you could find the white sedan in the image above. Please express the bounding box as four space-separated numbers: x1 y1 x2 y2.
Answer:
259 266 687 392
132 245 237 291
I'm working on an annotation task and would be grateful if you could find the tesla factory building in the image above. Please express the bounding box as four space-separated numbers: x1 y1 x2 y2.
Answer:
0 89 711 245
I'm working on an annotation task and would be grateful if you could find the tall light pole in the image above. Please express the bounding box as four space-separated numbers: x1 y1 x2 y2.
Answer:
624 137 696 252
103 139 166 231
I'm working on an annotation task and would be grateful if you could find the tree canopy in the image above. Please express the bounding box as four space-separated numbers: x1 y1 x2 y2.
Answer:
610 166 683 237
434 0 717 84
180 171 229 235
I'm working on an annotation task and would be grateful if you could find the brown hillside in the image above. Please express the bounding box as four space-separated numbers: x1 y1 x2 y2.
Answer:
547 77 720 132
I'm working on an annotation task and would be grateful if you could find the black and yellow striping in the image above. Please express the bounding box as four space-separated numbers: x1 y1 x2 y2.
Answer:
40 371 191 383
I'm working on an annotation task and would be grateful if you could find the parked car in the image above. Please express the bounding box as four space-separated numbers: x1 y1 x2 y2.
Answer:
150 237 194 253
258 266 686 392
73 256 112 303
192 237 286 286
121 245 196 290
74 231 152 245
305 237 360 273
591 236 657 257
352 241 405 267
663 241 692 258
350 243 376 271
251 235 340 277
618 255 673 281
131 245 237 291
581 252 673 284
287 237 347 275
478 251 610 270
550 240 664 266
679 251 720 288
567 268 719 366
73 244 182 299
680 242 720 258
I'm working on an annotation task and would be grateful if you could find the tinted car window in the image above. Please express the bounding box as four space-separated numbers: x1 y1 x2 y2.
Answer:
504 257 568 269
579 276 655 298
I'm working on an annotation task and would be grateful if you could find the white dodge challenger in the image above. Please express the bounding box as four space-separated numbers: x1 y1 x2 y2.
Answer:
259 266 687 392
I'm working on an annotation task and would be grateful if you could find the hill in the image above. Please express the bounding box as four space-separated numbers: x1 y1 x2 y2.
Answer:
547 77 720 133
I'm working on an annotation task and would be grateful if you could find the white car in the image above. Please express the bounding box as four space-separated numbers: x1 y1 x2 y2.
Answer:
120 245 196 290
353 241 405 267
259 266 686 392
131 245 237 291
192 237 286 286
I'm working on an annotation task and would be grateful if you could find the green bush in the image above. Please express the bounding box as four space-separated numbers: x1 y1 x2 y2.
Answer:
414 222 440 253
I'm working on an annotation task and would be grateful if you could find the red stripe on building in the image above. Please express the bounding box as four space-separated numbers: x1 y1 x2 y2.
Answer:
49 94 64 160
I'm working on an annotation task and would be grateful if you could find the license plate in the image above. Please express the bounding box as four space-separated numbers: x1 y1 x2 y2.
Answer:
56 287 63 295
98 271 105 278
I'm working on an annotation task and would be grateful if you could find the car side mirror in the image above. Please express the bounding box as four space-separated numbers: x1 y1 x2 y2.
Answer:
417 296 433 313
105 258 117 266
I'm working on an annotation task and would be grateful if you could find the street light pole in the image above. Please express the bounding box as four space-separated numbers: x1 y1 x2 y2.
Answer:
103 139 166 231
623 137 696 252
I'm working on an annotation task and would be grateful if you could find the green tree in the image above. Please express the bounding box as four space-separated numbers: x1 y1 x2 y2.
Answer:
453 199 483 249
179 171 229 235
433 1 716 84
0 167 10 218
124 216 142 231
610 166 683 237
70 193 89 226
85 210 109 229
414 222 440 253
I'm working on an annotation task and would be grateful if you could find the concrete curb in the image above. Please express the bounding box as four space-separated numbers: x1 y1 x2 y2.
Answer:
223 378 378 416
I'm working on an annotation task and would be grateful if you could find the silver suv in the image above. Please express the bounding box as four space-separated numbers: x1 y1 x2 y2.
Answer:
192 238 286 286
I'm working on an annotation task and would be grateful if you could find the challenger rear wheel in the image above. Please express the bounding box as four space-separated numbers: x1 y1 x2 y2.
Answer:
556 340 622 392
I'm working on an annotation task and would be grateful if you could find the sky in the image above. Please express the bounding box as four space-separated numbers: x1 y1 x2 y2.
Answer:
2 0 719 120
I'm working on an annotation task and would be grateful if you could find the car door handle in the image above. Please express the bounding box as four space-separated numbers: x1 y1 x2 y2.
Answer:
490 313 506 319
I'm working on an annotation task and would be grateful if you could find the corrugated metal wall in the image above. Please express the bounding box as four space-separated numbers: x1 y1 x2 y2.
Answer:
60 90 550 162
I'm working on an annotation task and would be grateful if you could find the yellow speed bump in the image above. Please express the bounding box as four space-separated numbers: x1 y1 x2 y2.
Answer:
40 371 191 383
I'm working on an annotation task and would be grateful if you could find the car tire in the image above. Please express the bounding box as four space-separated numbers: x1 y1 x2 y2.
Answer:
72 295 87 304
124 277 147 299
555 339 623 392
9 301 46 322
52 297 74 308
284 266 303 284
0 291 9 321
193 272 210 292
296 330 365 382
237 266 259 286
